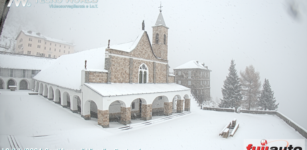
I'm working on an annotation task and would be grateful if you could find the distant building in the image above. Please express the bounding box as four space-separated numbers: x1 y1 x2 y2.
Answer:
15 30 74 58
0 52 55 90
174 60 211 103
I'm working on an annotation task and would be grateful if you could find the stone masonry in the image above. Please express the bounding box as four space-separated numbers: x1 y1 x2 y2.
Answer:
177 100 184 113
98 110 109 128
141 104 152 120
164 102 172 116
88 71 108 83
184 99 190 111
120 107 131 125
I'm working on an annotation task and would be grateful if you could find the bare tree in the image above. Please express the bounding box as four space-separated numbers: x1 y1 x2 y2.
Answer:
240 65 261 110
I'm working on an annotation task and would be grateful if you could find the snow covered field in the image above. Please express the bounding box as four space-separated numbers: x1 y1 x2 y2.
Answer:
0 90 306 150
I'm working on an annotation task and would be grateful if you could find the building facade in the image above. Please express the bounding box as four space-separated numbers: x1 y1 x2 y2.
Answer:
15 30 74 58
174 60 211 103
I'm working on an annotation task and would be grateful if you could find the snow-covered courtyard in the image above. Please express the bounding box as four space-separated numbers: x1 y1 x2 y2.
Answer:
0 90 306 150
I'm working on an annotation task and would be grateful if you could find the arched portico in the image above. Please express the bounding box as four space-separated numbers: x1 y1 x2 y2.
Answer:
152 96 172 116
39 83 44 95
0 78 4 89
107 100 130 126
7 79 16 89
43 84 48 97
48 86 54 100
130 98 149 120
71 95 81 113
82 100 100 120
54 89 61 104
19 79 28 90
62 92 70 107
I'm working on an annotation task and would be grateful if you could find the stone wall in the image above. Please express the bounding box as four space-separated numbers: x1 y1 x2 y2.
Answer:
110 56 130 83
156 63 167 83
88 71 108 83
276 112 307 139
202 107 235 112
132 60 154 83
240 109 276 115
168 76 175 83
98 110 109 128
177 100 184 113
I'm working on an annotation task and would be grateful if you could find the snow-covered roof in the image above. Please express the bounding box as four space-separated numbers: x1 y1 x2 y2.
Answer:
85 83 190 97
34 47 107 90
175 60 209 70
109 31 144 52
17 30 73 45
155 12 167 27
0 53 56 70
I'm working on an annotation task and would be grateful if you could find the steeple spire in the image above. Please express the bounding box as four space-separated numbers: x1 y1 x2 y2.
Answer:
159 2 163 12
155 3 167 27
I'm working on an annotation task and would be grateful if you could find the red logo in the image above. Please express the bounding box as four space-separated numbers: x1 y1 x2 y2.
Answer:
246 139 303 150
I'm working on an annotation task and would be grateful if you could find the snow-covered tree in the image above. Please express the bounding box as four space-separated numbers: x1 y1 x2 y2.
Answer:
259 79 278 110
240 65 261 110
219 60 242 111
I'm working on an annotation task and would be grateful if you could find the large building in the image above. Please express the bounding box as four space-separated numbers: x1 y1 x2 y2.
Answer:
15 30 74 58
30 10 191 128
174 60 211 103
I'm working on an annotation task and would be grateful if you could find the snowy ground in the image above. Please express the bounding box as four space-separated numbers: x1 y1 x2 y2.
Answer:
0 90 306 150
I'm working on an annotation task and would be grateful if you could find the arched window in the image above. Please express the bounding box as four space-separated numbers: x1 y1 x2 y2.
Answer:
139 64 148 84
164 34 166 45
155 33 159 44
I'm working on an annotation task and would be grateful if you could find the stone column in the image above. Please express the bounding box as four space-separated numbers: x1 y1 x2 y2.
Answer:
82 114 91 120
98 110 109 128
177 100 184 113
164 102 172 116
120 107 131 125
141 104 152 120
185 99 190 111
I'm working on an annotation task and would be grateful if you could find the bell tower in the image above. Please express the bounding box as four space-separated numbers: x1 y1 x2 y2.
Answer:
152 4 169 60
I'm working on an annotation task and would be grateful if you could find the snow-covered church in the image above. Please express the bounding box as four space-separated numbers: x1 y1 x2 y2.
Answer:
31 10 191 127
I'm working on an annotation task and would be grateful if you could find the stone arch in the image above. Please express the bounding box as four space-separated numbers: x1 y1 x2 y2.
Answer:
62 92 71 108
0 78 4 89
130 98 147 119
43 84 48 97
109 100 127 123
72 95 81 113
184 94 190 100
54 89 61 104
152 95 171 116
83 100 99 119
48 86 54 100
19 79 29 90
39 83 44 95
7 79 16 89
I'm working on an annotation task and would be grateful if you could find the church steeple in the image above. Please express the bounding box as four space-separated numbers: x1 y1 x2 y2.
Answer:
152 4 169 60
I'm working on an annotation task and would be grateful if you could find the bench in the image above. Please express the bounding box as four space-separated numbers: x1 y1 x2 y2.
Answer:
230 123 239 137
219 122 231 136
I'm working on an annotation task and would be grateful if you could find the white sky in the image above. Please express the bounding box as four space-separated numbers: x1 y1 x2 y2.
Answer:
4 0 307 129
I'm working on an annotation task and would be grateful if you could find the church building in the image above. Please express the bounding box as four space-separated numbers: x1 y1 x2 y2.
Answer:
31 9 191 128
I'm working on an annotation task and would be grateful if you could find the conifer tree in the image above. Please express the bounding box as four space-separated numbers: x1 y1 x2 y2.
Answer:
219 60 242 111
240 65 261 110
259 79 279 110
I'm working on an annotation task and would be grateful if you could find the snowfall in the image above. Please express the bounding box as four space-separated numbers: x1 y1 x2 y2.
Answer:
0 90 306 150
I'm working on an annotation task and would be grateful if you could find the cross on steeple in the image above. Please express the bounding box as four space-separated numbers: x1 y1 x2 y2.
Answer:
159 2 163 12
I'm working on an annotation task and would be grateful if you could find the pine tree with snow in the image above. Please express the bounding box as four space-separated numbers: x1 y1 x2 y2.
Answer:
219 60 242 111
259 79 278 110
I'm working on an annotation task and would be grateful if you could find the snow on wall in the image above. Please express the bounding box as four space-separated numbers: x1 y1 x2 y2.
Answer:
0 53 56 70
109 31 144 52
175 60 208 70
34 47 106 90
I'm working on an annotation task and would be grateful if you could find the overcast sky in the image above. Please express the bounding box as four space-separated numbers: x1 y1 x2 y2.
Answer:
4 0 307 129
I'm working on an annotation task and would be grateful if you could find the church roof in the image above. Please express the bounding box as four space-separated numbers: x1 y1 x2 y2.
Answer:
175 60 209 70
84 83 190 97
155 12 167 27
109 31 144 52
0 53 55 70
34 47 107 90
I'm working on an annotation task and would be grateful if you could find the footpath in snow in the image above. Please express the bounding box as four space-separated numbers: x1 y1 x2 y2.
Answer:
0 90 306 150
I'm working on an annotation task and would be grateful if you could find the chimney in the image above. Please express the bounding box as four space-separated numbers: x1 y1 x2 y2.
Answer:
36 32 41 36
27 30 32 34
202 63 205 67
196 61 198 64
85 60 87 69
108 39 110 48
